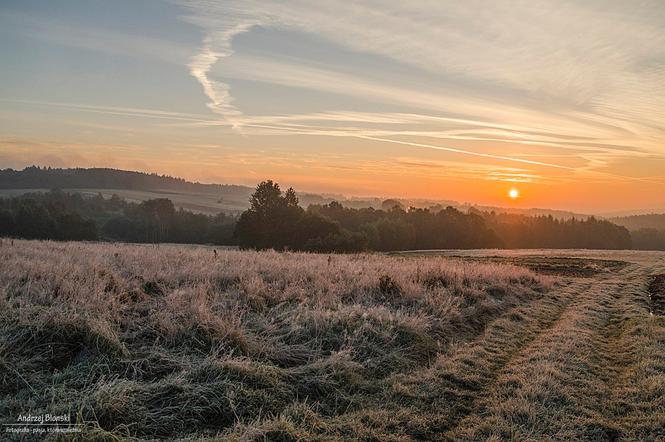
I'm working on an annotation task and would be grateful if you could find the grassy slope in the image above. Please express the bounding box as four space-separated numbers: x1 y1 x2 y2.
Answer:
0 240 663 440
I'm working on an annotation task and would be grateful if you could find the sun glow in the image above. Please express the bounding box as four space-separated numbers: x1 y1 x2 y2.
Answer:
509 188 520 199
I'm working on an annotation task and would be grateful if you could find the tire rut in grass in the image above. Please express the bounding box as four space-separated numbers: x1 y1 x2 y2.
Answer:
648 274 665 315
378 278 591 438
448 266 647 441
601 267 665 440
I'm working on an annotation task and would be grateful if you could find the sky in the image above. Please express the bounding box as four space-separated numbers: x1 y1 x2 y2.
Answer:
1 0 665 214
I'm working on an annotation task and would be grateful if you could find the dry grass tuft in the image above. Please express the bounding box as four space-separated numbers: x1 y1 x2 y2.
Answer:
14 239 648 441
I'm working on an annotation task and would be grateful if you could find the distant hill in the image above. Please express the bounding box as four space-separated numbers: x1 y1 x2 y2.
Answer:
0 166 258 213
0 165 250 196
462 204 589 220
610 213 665 231
0 166 601 218
0 166 399 213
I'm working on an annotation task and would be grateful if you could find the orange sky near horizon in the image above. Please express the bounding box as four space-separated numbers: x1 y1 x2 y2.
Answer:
2 1 665 214
2 131 661 214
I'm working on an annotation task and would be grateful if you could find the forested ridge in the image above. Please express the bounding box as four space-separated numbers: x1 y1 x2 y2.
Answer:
610 213 665 231
610 214 665 250
0 165 249 196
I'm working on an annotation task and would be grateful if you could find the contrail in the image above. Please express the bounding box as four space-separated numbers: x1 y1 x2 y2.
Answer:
356 135 665 185
237 122 573 171
354 135 577 171
1 99 215 123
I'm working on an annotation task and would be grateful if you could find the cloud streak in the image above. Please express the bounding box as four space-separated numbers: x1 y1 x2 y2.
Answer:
186 24 255 120
0 99 216 123
353 135 576 170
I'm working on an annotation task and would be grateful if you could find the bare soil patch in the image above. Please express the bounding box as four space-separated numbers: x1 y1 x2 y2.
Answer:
648 274 665 315
439 256 628 277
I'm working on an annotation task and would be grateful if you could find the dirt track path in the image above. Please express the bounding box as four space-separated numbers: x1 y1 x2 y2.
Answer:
384 254 665 441
445 259 665 441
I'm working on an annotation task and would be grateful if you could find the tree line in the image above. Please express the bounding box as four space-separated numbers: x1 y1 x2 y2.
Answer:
631 228 665 250
1 182 662 251
235 181 635 251
0 191 235 244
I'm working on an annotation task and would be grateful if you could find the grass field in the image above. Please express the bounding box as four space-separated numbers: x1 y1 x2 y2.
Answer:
1 240 664 440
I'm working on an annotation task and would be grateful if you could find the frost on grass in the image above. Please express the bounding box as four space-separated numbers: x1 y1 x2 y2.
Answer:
0 240 548 440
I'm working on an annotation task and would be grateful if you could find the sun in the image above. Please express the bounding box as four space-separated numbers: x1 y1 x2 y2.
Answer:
508 188 520 199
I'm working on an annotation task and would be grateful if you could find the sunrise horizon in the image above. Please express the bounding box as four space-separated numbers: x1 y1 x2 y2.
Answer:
2 0 665 215
3 163 663 217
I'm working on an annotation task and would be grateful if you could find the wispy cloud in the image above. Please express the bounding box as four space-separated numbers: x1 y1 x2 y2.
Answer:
186 24 256 120
172 0 665 182
0 99 215 123
354 135 575 170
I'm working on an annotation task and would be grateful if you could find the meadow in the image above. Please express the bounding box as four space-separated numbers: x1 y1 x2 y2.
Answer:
1 240 664 440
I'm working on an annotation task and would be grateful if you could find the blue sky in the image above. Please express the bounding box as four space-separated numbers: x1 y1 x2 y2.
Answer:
1 0 665 212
